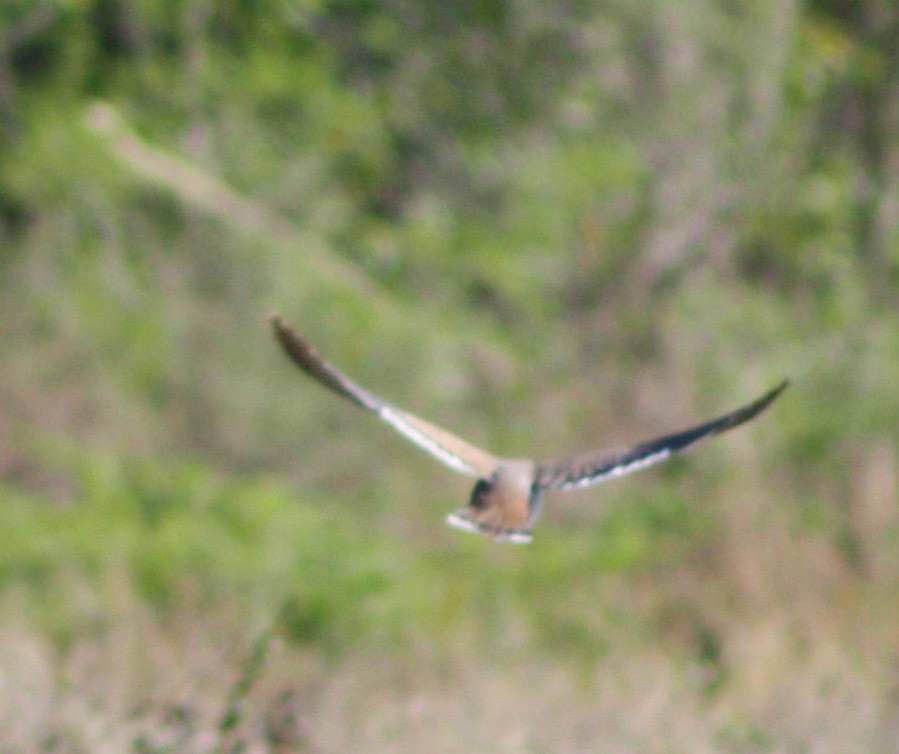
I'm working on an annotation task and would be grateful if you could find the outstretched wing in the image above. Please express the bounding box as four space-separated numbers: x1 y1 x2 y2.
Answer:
271 316 501 477
535 380 788 491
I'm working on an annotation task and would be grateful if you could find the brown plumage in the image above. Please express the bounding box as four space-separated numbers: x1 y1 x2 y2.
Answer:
272 315 787 543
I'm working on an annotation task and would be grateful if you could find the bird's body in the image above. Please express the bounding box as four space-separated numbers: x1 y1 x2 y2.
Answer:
448 459 539 543
272 316 787 543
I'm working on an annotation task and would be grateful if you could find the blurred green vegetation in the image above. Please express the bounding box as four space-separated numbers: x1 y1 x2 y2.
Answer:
1 0 898 750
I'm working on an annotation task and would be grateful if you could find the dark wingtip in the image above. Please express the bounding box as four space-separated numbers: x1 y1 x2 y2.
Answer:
722 378 789 431
270 313 290 350
270 312 287 335
765 378 790 404
270 314 317 372
270 313 306 348
747 379 790 413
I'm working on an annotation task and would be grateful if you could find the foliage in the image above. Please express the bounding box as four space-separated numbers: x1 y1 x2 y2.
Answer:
1 0 898 750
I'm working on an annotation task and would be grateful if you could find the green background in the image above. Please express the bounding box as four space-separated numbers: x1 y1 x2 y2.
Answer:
1 1 897 751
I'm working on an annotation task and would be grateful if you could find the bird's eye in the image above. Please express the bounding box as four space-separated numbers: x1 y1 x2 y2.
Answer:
469 479 492 509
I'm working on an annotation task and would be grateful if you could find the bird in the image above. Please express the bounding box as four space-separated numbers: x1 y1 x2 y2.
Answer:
271 316 788 543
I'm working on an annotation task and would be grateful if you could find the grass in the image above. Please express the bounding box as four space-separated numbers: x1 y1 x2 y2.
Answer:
2 1 899 749
0 437 897 752
1 589 895 752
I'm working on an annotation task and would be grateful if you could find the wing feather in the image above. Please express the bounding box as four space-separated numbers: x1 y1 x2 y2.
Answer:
535 381 788 491
271 316 500 477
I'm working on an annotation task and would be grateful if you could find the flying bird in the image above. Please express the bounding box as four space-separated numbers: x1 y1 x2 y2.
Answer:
272 316 787 543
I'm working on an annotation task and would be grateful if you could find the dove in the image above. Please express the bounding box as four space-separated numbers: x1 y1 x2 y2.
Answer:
272 316 787 543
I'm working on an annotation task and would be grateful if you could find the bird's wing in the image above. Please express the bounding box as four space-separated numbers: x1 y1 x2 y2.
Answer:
272 316 501 477
534 380 788 491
